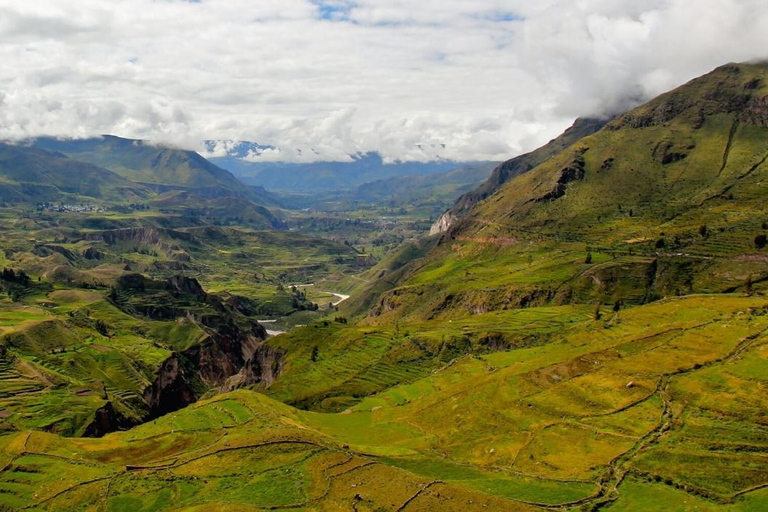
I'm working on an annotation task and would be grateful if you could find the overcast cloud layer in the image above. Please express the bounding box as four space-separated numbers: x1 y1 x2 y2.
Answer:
1 0 767 163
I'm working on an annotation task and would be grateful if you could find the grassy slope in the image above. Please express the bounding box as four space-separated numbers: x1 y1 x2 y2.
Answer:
355 63 768 325
434 117 607 227
3 295 767 509
0 390 534 511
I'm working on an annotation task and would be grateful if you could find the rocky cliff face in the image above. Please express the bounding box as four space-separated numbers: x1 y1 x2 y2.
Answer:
142 323 272 418
429 211 457 236
140 282 275 419
222 344 285 392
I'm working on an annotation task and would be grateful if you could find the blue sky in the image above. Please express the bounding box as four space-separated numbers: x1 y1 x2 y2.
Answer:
313 0 355 21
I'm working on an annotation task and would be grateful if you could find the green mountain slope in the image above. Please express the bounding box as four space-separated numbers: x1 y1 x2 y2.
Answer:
0 142 149 204
430 117 607 234
364 62 768 324
32 135 280 207
4 295 768 510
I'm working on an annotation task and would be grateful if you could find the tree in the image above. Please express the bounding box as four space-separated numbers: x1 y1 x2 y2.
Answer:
613 300 622 313
95 319 109 337
585 252 593 264
755 234 767 250
594 304 602 321
745 275 753 296
17 270 30 287
699 225 708 238
310 345 318 362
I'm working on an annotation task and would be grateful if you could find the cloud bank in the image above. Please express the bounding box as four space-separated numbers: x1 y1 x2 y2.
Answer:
0 0 766 162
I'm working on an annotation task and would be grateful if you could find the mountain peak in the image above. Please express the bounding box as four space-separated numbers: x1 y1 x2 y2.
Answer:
609 61 768 131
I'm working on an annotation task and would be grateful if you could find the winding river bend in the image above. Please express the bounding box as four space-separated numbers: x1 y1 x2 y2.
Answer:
260 284 350 336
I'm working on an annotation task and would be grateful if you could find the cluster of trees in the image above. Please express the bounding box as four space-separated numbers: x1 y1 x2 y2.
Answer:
0 268 33 302
1 268 31 286
289 286 319 311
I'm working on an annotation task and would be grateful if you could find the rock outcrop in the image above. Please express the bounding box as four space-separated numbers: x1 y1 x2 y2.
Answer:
534 153 587 203
429 211 457 236
143 319 272 418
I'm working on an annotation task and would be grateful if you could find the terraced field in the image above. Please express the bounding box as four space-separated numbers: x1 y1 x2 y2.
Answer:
0 286 175 435
1 294 766 509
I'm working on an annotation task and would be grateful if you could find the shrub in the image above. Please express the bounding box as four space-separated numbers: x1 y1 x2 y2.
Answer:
756 234 767 250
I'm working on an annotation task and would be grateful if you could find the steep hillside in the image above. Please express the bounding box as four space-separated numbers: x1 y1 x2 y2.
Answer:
431 117 607 234
0 270 278 437
0 142 149 204
366 62 768 324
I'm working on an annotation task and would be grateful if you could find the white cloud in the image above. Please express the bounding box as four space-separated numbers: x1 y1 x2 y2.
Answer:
0 0 766 162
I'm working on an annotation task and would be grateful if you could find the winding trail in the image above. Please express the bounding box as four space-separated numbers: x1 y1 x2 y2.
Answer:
327 292 351 306
292 283 351 306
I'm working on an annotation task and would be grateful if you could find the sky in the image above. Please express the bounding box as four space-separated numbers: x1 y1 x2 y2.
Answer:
1 0 767 163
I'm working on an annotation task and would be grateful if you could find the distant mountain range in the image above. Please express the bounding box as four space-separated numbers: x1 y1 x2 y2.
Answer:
205 143 479 193
353 161 498 205
0 134 500 219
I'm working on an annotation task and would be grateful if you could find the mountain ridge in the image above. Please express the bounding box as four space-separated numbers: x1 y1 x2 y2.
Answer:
0 141 150 204
430 117 608 234
32 135 276 204
209 149 484 193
